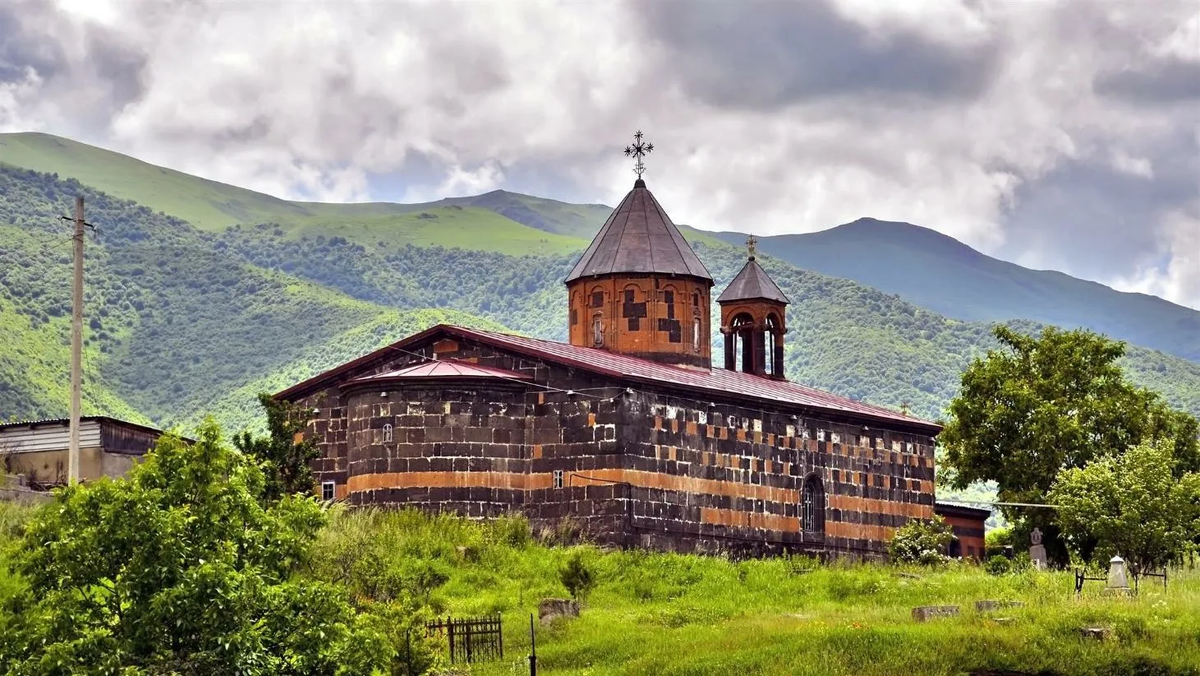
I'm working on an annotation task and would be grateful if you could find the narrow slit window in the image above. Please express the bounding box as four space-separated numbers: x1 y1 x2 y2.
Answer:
552 469 564 489
383 423 393 443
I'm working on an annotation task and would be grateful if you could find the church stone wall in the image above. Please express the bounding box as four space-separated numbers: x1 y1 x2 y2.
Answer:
295 337 636 540
292 335 936 558
610 391 936 559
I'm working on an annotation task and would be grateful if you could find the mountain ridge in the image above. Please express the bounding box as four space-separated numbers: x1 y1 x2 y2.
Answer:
713 217 1200 362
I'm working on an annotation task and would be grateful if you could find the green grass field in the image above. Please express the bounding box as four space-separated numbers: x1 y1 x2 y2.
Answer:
310 509 1200 676
3 501 1198 675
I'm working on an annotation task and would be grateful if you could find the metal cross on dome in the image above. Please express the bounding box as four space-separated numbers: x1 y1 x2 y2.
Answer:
746 235 758 259
624 130 654 179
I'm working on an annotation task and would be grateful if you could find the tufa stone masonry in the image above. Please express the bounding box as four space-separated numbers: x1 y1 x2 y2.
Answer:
278 136 967 559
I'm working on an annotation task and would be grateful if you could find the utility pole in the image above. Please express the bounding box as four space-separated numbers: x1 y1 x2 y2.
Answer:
68 196 84 484
60 197 94 484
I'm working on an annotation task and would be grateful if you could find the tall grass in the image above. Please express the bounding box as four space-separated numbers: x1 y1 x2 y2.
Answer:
311 508 1200 676
3 502 1198 674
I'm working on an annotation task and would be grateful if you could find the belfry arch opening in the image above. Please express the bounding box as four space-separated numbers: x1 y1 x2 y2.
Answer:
726 312 756 373
764 312 784 379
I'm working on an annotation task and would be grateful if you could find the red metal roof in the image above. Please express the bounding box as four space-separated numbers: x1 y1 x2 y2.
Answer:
276 324 941 433
349 359 532 383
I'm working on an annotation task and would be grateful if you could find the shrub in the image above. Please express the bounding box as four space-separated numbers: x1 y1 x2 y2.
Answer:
561 550 596 600
0 420 392 673
984 555 1012 576
888 515 954 566
984 526 1014 558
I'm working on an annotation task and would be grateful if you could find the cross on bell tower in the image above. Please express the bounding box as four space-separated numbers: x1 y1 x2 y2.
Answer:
624 130 654 182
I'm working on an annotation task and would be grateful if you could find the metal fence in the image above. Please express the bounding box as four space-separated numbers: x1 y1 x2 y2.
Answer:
426 614 504 664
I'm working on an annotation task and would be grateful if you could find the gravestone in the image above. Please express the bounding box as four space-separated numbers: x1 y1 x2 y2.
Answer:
538 598 579 625
975 600 1024 613
1107 556 1129 589
1028 527 1047 570
911 605 960 622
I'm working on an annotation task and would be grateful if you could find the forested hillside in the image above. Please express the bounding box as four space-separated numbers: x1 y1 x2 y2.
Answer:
3 156 1200 438
721 218 1200 363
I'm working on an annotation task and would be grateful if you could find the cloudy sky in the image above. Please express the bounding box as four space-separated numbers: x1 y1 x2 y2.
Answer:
2 0 1198 306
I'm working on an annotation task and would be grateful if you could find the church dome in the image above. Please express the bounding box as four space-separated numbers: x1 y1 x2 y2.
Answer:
565 179 713 283
717 256 790 305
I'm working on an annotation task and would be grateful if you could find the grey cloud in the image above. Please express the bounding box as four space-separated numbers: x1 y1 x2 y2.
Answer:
0 0 67 83
1095 59 1200 104
998 134 1200 283
4 0 1200 306
635 0 999 110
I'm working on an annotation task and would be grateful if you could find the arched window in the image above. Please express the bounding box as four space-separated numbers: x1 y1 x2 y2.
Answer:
802 475 825 534
592 313 604 346
382 423 393 443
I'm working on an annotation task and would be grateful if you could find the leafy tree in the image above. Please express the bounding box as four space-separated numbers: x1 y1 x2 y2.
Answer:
0 419 391 675
939 326 1199 563
234 393 320 501
1050 439 1200 574
888 516 954 566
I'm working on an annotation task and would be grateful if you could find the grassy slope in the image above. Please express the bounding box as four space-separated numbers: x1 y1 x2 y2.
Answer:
312 509 1200 676
0 133 590 255
278 204 587 255
720 218 1200 363
6 501 1197 675
0 132 309 231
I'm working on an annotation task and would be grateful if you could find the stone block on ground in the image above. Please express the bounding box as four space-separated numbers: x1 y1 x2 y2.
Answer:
975 600 1025 612
539 598 579 625
1079 626 1112 641
911 605 960 622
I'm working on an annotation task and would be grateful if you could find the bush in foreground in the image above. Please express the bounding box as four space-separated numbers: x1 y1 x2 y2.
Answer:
0 420 392 675
888 516 954 566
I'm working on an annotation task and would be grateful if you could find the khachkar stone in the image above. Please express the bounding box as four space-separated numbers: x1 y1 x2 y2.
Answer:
1029 527 1047 570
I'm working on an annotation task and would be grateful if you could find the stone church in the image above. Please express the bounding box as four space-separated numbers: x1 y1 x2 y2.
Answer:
278 158 964 559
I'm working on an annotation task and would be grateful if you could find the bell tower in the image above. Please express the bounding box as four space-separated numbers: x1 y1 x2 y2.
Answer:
717 236 789 379
565 132 715 368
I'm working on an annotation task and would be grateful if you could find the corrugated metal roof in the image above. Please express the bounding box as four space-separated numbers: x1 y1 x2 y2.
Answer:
717 257 790 305
0 415 168 437
277 324 941 433
565 179 713 283
350 360 532 383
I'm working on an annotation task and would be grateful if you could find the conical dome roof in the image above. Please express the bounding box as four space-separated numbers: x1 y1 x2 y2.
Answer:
717 257 790 304
565 179 713 283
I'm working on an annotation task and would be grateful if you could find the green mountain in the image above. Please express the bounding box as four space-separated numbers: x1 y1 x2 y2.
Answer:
0 132 589 256
713 218 1200 363
2 132 1200 441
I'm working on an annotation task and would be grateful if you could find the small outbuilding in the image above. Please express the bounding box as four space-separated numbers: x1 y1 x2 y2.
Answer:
934 502 991 561
0 416 168 488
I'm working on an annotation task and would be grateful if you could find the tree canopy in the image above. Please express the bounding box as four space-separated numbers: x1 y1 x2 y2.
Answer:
0 420 391 675
233 393 320 501
1050 439 1200 573
939 326 1199 562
